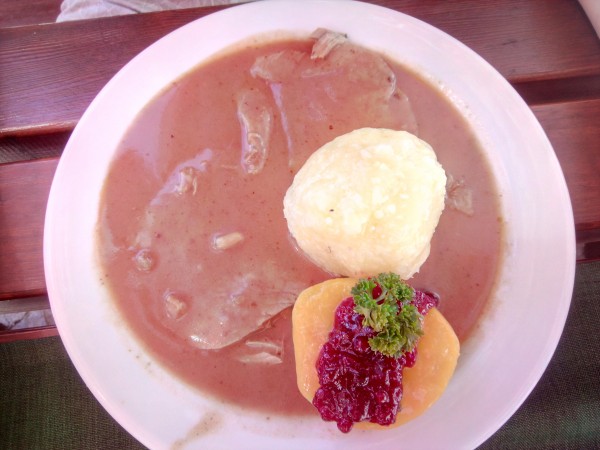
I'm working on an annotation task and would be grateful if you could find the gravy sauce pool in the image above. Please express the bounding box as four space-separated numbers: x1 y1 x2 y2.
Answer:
97 36 503 415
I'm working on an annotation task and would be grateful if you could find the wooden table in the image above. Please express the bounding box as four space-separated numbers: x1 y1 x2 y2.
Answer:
0 0 598 319
2 0 599 308
0 0 599 446
6 0 599 340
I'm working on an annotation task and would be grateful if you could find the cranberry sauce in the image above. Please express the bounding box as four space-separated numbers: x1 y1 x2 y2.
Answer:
312 290 438 432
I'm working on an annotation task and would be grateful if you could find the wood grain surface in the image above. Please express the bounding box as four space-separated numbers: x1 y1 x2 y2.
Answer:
1 0 599 136
0 0 61 28
532 99 600 232
1 0 599 339
0 158 58 300
0 6 228 137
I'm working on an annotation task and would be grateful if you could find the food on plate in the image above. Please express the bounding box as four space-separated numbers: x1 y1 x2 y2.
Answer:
284 128 446 279
97 29 502 414
293 275 459 432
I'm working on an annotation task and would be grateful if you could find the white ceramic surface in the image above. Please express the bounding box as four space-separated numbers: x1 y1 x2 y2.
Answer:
44 1 576 449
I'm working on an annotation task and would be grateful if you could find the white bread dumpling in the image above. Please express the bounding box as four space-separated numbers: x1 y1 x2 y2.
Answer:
283 128 446 279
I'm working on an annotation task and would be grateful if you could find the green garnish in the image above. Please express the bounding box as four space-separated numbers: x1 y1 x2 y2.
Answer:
351 272 423 358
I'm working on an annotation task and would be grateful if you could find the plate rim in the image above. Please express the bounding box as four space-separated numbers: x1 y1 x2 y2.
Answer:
43 1 576 448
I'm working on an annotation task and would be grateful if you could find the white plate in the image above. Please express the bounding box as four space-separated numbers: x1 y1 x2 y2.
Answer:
44 1 576 448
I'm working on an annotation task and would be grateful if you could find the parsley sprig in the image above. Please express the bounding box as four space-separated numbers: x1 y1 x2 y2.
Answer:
351 273 423 358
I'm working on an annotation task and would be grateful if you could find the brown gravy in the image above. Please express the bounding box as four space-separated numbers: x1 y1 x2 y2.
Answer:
97 36 503 416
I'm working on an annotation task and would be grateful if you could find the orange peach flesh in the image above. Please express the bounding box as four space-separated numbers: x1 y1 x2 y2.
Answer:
292 278 460 430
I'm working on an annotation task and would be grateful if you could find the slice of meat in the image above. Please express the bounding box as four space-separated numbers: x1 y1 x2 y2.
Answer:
310 28 347 59
236 88 273 175
446 172 474 216
234 338 284 365
128 155 306 350
251 34 418 171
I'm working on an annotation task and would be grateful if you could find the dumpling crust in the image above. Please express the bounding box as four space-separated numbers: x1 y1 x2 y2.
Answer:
283 128 446 279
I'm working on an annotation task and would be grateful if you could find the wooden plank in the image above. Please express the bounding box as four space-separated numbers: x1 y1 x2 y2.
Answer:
0 0 62 28
384 0 600 82
0 131 69 164
0 6 227 137
532 99 600 232
0 158 58 300
513 74 600 106
1 0 600 136
0 296 50 314
576 229 600 262
0 326 58 344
